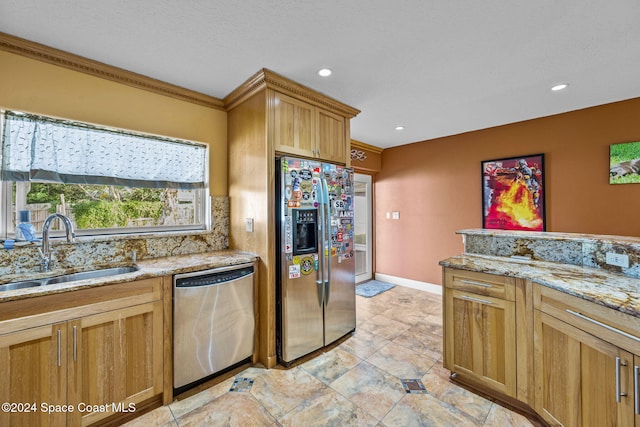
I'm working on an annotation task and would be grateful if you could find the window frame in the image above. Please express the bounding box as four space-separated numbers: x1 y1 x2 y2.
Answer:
0 112 211 240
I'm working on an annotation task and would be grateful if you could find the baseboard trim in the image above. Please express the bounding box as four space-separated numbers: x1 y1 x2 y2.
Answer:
374 273 442 296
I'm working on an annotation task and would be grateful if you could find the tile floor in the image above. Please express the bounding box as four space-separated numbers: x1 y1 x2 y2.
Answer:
124 284 539 426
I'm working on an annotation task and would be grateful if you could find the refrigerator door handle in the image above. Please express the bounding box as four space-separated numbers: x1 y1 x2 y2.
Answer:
321 175 331 303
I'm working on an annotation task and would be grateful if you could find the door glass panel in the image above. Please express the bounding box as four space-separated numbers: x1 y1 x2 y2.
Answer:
354 174 372 283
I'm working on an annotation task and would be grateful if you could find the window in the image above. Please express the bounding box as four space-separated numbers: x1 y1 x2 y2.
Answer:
1 111 209 239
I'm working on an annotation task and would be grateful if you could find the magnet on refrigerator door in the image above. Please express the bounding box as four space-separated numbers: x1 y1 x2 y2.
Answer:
289 264 301 279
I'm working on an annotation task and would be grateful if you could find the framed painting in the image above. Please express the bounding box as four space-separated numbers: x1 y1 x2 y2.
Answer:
610 141 640 184
482 153 545 231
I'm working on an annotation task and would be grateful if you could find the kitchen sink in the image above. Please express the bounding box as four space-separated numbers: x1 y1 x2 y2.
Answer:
0 266 140 292
0 280 46 292
44 266 139 285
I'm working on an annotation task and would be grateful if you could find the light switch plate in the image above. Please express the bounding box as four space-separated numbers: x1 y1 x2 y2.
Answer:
245 218 254 232
392 211 400 220
605 252 629 268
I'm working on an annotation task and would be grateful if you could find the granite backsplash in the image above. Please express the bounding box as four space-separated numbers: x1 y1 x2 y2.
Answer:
0 196 229 276
460 229 640 279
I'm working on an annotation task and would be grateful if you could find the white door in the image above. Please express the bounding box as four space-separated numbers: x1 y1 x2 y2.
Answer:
354 173 372 283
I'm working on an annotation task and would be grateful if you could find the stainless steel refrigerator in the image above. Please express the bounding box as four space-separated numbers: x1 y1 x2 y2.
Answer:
276 156 356 364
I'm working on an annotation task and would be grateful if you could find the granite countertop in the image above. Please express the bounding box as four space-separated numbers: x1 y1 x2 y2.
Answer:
0 250 258 303
440 254 640 318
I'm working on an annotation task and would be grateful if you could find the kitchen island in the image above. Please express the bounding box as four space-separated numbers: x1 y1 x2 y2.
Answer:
440 229 640 427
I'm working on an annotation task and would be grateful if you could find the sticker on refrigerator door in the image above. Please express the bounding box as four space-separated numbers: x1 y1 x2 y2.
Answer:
300 256 314 275
299 169 313 180
285 216 293 253
289 264 301 279
334 199 345 210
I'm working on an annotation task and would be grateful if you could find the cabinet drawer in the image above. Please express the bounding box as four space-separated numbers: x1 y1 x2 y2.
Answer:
533 284 640 355
444 268 515 301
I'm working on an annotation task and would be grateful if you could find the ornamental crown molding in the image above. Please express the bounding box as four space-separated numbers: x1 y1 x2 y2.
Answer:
224 68 360 118
351 139 384 154
0 32 225 111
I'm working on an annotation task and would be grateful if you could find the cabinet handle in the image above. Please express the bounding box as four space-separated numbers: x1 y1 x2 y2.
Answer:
73 325 77 362
616 357 628 402
460 279 492 288
57 329 61 367
635 365 639 415
460 295 492 305
566 310 640 343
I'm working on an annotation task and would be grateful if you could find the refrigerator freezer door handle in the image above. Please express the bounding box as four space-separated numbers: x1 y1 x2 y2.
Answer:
324 280 330 307
317 176 326 306
317 280 324 307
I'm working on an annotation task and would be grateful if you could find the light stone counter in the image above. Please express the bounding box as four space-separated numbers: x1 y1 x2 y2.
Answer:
440 253 640 318
0 250 258 303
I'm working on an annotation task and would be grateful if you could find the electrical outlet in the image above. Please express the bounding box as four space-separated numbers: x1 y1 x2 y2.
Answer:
605 252 629 268
245 218 254 232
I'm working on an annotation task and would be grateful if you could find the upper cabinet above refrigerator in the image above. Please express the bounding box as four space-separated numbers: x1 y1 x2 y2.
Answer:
273 92 347 164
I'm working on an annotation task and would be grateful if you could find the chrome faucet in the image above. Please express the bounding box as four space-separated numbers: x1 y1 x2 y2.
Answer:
38 213 76 271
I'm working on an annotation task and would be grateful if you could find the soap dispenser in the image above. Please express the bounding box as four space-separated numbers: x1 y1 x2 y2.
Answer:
15 210 37 241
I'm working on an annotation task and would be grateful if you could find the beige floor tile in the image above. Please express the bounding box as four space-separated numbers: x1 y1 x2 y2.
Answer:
421 363 492 424
176 392 277 427
483 403 541 427
381 393 480 427
168 375 236 419
392 322 443 360
330 361 406 420
120 405 176 427
356 296 393 315
301 346 362 384
278 386 378 427
339 327 390 359
366 341 437 379
359 313 412 341
250 366 326 419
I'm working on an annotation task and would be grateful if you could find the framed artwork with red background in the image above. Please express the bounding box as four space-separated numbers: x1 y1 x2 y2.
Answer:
482 154 545 231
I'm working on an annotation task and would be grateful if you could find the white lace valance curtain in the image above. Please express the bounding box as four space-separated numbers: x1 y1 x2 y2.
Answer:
1 111 206 189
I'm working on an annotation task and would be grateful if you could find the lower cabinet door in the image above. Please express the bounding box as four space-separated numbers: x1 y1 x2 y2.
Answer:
445 289 516 397
67 301 163 427
534 310 635 427
0 322 67 427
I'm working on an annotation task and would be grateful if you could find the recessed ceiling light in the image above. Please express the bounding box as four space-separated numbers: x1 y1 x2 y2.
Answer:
395 126 405 131
551 83 569 91
317 68 332 77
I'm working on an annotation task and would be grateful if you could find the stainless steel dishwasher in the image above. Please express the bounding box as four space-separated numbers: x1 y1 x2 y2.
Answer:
173 263 255 392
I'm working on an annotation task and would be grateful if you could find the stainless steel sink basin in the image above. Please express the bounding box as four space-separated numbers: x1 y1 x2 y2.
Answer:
44 266 139 285
0 266 139 292
0 280 45 292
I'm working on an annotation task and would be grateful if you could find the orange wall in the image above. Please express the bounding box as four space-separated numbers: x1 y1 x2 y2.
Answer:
375 97 640 286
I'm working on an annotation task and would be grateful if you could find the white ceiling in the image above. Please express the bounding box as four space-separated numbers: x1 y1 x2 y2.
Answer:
2 1 640 149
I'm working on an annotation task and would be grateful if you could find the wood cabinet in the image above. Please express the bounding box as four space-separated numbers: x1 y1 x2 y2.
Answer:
444 265 640 426
534 284 640 427
273 92 347 163
0 322 67 426
0 278 165 426
443 268 518 397
226 68 359 368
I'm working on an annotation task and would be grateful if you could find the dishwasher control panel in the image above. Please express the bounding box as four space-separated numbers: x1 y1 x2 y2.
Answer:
174 265 254 287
